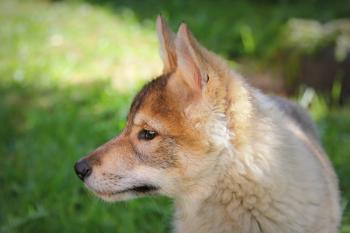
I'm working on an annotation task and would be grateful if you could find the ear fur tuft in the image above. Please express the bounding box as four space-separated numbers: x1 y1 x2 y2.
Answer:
156 15 177 73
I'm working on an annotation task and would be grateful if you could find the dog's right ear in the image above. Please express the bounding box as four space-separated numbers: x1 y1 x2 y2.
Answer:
156 15 177 73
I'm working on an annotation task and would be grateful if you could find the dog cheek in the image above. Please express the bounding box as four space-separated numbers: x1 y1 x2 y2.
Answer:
154 137 179 168
136 137 178 169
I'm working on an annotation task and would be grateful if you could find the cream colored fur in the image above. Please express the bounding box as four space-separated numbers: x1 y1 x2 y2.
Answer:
173 86 341 233
166 20 341 233
79 16 342 233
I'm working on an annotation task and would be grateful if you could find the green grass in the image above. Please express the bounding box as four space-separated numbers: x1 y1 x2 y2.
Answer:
0 0 349 232
0 1 171 232
0 81 173 233
0 0 162 91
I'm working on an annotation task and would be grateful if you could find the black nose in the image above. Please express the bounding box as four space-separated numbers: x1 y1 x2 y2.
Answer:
74 159 92 181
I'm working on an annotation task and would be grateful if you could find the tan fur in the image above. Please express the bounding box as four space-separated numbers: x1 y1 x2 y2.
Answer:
76 16 341 232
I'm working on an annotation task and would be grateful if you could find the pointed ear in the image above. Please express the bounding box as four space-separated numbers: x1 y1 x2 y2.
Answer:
175 23 208 93
156 15 177 73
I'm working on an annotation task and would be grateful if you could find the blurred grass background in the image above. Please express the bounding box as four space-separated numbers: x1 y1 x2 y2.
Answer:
0 0 349 232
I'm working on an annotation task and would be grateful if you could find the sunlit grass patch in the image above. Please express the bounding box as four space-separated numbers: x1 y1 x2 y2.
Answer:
0 0 162 92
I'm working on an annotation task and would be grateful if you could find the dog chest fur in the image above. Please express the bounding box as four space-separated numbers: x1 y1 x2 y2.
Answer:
173 86 340 233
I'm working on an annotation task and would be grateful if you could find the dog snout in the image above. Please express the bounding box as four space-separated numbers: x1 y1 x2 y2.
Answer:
74 159 92 181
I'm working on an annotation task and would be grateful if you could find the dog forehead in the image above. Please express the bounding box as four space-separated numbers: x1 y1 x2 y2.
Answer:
126 74 172 126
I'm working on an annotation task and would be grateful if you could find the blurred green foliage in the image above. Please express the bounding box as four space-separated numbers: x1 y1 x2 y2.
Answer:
0 0 349 232
80 0 350 58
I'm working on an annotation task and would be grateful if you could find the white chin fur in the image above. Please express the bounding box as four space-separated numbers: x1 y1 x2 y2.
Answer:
94 191 137 202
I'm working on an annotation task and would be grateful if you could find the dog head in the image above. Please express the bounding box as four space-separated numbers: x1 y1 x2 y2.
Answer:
74 16 239 202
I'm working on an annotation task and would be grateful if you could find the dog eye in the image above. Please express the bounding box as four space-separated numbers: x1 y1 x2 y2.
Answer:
138 129 158 141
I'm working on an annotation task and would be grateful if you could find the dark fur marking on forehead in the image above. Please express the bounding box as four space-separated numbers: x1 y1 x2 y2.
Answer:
127 73 171 128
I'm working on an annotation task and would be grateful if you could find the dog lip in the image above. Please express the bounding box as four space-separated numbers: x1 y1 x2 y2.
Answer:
95 184 159 196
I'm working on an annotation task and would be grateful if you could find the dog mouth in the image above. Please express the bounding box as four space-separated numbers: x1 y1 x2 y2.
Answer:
94 184 160 197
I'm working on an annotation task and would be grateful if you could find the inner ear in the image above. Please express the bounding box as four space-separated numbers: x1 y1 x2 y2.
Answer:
156 15 177 73
175 23 208 93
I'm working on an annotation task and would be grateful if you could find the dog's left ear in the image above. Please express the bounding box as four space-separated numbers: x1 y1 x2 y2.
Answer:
175 23 208 94
156 15 177 73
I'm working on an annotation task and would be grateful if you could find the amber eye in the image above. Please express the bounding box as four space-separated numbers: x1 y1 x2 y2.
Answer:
138 129 158 141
